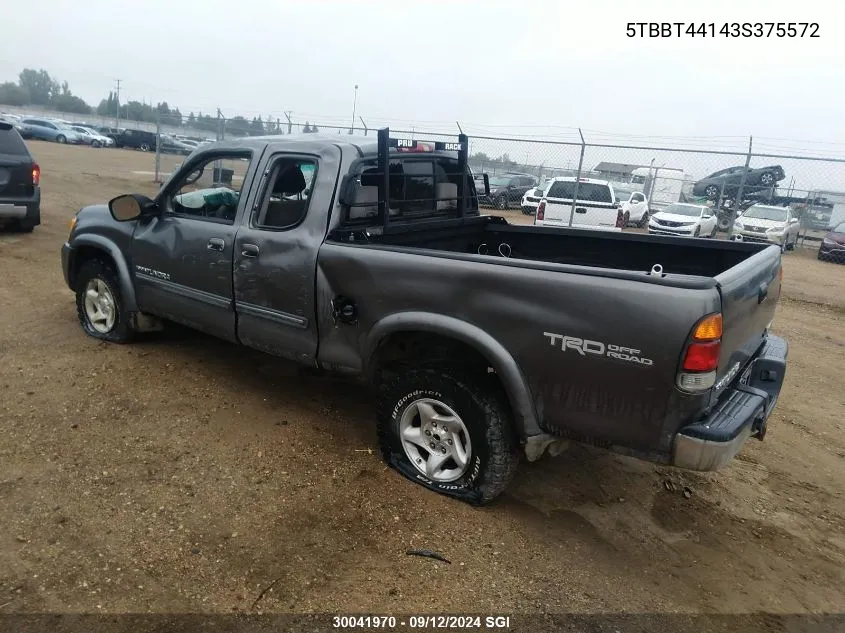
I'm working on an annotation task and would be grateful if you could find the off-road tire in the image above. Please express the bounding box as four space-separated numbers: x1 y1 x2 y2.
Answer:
74 259 134 343
377 367 519 505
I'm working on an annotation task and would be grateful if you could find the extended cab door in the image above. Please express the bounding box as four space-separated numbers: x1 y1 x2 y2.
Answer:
130 150 259 342
232 144 341 364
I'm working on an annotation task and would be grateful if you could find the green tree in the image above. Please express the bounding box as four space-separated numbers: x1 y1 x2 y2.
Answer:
51 93 91 114
18 68 58 106
0 82 30 106
187 112 196 126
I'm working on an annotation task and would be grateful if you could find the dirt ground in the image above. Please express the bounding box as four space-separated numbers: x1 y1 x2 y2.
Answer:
1 142 843 620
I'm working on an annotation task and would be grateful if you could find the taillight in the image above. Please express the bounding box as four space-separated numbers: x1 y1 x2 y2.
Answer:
32 163 40 186
677 313 722 392
536 200 545 221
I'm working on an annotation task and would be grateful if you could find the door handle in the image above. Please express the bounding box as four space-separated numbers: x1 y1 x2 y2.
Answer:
575 207 587 214
241 243 260 258
207 238 225 251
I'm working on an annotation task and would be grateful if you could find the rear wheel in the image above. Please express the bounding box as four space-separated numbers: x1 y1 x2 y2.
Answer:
139 143 150 152
760 172 775 186
377 367 518 505
6 220 34 233
495 195 508 210
56 134 67 144
74 259 134 343
705 184 719 199
92 140 102 148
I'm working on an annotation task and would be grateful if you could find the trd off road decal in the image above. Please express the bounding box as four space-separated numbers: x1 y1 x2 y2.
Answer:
543 331 653 366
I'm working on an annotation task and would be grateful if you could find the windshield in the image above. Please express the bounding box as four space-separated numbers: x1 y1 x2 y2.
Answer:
742 206 787 221
488 176 512 186
663 204 703 217
832 221 845 233
615 189 633 200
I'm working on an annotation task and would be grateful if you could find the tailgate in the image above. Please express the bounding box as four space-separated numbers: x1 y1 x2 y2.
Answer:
0 155 34 198
543 199 619 229
713 245 782 394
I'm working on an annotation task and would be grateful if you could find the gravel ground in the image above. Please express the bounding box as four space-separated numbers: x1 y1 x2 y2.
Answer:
0 142 843 623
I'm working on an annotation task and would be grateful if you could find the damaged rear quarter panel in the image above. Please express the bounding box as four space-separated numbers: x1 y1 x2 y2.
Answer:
316 243 720 453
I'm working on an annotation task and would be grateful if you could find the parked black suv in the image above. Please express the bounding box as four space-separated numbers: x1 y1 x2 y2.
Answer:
116 128 158 151
0 121 40 232
479 173 537 209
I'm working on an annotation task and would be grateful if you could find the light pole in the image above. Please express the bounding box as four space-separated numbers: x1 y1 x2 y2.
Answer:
350 84 358 134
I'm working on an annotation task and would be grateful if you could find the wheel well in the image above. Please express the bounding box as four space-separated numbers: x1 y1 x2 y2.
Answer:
372 331 492 376
70 246 116 290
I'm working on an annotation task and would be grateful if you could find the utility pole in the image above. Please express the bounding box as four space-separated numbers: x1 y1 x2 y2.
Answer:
114 79 121 128
284 111 292 134
350 84 358 134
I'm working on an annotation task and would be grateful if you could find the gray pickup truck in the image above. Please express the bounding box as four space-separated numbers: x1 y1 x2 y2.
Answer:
61 129 788 505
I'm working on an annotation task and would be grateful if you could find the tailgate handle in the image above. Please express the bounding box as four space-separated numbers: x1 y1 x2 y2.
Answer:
758 282 769 304
575 207 587 214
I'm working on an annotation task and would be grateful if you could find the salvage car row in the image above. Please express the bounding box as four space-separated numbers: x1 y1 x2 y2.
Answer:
0 112 207 154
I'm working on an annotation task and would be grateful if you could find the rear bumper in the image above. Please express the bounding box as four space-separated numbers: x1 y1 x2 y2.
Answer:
0 188 41 223
672 334 788 471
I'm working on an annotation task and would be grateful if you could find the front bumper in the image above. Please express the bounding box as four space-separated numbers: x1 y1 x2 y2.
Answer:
673 334 788 471
648 224 696 236
818 241 845 262
732 230 784 245
61 242 74 289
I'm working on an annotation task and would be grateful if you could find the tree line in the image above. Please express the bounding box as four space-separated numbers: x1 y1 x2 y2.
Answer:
0 68 325 136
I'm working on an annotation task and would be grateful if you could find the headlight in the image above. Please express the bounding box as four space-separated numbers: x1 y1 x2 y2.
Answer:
766 226 785 234
823 237 836 245
734 222 744 230
68 214 78 237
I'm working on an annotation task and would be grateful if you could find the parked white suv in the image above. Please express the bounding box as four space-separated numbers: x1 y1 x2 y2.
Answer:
614 186 650 227
731 204 800 251
534 177 625 231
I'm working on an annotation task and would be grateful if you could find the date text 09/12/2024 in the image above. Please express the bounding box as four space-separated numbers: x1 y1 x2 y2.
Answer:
626 22 820 38
332 615 512 629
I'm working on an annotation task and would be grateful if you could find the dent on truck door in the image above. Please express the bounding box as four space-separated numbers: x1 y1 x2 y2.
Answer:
233 150 337 365
131 152 257 342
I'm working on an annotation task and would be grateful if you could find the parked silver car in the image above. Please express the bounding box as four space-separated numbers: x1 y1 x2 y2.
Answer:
70 126 114 148
731 204 801 251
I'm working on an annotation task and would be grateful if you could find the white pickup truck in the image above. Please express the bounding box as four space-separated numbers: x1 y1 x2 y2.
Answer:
533 177 626 231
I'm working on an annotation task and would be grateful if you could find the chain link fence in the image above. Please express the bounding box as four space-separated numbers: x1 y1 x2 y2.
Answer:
33 108 840 253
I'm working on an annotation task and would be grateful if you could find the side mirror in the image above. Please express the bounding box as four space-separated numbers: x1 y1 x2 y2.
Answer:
482 173 490 196
108 193 152 222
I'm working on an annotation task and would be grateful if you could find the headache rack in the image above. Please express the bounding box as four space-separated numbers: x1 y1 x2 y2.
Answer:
336 127 488 235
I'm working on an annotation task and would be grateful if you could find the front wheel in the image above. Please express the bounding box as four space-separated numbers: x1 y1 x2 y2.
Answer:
92 140 102 148
638 211 649 228
495 196 508 210
56 134 67 144
74 259 134 343
377 368 518 505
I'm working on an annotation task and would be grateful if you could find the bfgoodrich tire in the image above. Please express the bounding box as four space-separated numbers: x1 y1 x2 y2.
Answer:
74 259 134 343
377 368 518 505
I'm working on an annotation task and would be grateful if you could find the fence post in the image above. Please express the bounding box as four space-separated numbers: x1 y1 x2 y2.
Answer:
154 110 161 183
568 128 586 227
730 136 753 232
360 117 368 136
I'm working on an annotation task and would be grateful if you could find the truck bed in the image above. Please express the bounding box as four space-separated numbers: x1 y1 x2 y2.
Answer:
360 215 768 280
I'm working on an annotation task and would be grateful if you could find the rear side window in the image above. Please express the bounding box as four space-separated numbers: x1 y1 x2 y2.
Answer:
0 127 29 156
546 181 612 203
346 156 477 223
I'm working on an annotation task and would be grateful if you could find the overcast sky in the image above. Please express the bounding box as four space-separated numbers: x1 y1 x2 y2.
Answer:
0 0 841 153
